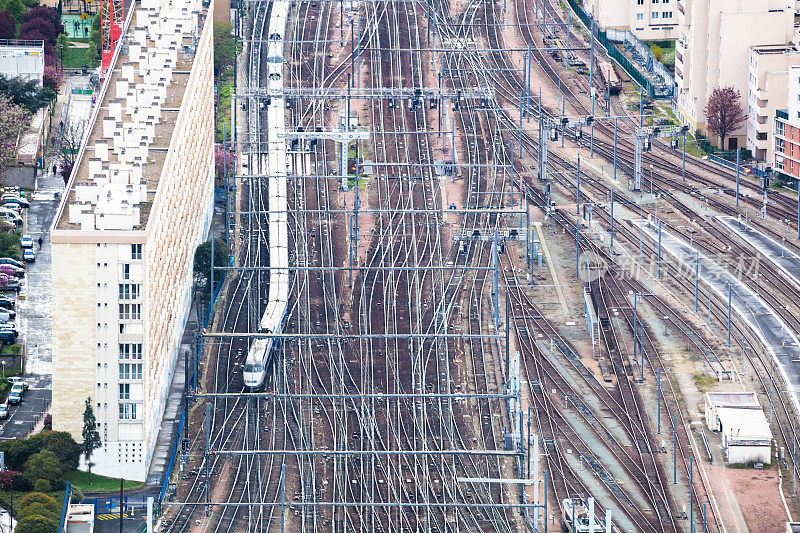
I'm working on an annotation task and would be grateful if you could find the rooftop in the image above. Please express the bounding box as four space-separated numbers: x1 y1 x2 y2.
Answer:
54 0 205 232
716 407 772 441
705 391 761 408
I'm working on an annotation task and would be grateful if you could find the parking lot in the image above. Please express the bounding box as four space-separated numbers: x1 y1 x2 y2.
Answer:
0 175 61 439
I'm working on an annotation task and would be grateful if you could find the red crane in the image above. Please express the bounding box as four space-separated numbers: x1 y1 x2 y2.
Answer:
100 0 124 80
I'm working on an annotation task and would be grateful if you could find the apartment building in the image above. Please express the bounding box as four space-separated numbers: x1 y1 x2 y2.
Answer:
586 0 678 40
50 0 215 481
675 0 794 149
774 66 800 179
747 46 800 161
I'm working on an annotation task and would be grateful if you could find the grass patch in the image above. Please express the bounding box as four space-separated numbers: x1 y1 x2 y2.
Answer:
63 469 144 493
62 41 97 69
693 372 716 392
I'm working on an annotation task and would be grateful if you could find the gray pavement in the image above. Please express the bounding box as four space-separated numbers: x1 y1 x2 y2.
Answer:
636 220 800 413
718 215 800 286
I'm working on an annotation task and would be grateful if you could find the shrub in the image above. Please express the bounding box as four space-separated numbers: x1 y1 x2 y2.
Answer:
17 501 57 522
23 450 63 485
19 492 58 515
29 431 81 470
11 473 32 491
0 470 17 491
15 515 59 533
32 479 51 492
0 438 33 470
69 486 84 503
43 414 52 431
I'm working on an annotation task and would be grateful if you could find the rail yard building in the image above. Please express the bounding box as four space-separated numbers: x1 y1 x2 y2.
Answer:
705 392 773 465
50 0 214 481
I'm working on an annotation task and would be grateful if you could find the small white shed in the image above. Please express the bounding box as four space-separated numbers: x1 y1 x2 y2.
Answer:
715 407 772 465
705 391 760 431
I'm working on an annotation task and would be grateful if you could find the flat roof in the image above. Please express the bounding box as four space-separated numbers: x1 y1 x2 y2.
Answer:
705 391 760 408
716 407 772 441
54 0 204 232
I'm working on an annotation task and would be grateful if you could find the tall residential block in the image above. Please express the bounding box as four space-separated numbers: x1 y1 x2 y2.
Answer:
675 0 794 149
774 65 800 179
746 45 800 161
50 0 215 481
586 0 677 40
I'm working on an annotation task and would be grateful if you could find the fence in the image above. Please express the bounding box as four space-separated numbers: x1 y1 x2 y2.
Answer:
160 405 187 502
58 482 72 532
564 0 674 99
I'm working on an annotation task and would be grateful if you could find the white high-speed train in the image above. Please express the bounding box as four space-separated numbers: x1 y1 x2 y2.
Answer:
243 0 290 389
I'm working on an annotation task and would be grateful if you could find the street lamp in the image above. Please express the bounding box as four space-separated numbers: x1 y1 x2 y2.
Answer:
59 43 64 72
2 361 6 380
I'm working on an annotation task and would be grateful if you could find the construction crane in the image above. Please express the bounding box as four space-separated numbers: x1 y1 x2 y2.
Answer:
100 0 123 80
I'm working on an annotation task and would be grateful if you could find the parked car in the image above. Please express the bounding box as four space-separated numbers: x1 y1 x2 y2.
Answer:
0 265 23 278
8 377 27 391
0 403 9 419
0 197 28 209
0 328 18 345
0 203 21 214
0 258 24 269
19 235 33 248
0 212 21 225
0 279 21 292
8 383 23 404
0 310 17 323
0 296 15 310
22 249 34 263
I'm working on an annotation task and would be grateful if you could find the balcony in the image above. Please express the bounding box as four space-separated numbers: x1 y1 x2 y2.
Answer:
777 109 789 120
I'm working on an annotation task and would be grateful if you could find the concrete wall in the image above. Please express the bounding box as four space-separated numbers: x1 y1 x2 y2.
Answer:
141 0 215 476
725 443 772 464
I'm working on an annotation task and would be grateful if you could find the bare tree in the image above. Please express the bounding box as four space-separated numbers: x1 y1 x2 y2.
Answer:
704 86 746 150
48 119 86 183
0 94 30 173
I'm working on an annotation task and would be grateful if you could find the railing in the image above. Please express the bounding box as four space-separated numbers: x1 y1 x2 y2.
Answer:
564 0 674 99
159 405 187 502
58 482 72 532
0 39 44 49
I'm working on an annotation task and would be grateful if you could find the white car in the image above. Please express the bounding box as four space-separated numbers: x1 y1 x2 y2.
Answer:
20 235 33 248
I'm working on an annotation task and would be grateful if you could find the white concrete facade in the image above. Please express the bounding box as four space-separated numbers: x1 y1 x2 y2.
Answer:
746 45 800 161
675 0 794 149
586 0 677 40
50 0 215 481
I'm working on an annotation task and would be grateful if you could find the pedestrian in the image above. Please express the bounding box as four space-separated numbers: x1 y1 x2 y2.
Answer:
52 164 57 176
37 236 43 248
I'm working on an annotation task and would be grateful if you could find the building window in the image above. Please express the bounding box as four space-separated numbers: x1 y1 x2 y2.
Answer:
636 13 644 20
776 138 785 153
637 0 644 4
119 383 130 400
119 403 137 420
122 264 130 280
119 363 143 380
119 343 143 360
662 11 672 18
119 303 141 320
118 284 140 300
777 121 786 137
131 244 142 260
652 12 658 18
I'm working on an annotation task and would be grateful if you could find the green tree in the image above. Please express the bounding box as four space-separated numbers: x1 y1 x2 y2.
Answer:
0 0 24 21
194 238 230 285
32 479 51 493
88 13 100 63
29 431 82 470
23 450 63 485
19 492 58 514
82 397 101 484
0 76 51 113
0 435 32 470
17 501 57 522
14 514 59 533
213 22 234 76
